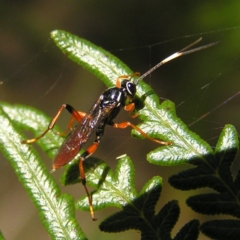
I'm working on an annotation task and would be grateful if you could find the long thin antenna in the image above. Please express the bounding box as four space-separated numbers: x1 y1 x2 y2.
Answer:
134 38 219 85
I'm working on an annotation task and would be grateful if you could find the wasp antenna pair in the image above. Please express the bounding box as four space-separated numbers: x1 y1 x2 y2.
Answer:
134 38 219 85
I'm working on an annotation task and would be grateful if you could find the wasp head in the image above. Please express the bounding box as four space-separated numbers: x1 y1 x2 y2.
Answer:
121 79 137 98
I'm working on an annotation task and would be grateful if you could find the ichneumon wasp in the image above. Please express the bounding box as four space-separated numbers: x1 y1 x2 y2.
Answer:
22 38 218 220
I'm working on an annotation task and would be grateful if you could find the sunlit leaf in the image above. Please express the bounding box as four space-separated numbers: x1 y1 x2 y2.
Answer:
0 103 86 240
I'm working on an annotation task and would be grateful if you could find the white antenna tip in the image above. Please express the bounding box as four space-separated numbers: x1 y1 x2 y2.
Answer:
161 52 182 64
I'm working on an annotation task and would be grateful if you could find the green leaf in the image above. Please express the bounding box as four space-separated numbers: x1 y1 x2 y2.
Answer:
51 30 214 166
0 230 5 240
2 103 62 159
3 101 199 239
200 220 240 240
74 155 199 240
169 125 240 239
187 193 240 216
174 220 200 240
76 156 137 210
137 99 213 165
51 29 132 88
61 157 107 186
3 30 236 240
156 200 180 240
0 103 86 240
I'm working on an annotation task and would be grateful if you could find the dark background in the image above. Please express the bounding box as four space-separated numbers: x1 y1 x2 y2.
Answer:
1 1 240 239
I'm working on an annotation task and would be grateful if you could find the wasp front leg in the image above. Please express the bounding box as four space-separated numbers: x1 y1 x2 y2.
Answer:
124 102 139 118
116 72 140 88
22 104 85 144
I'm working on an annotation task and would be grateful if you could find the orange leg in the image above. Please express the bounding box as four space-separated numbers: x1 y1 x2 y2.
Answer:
124 102 135 112
116 72 140 88
79 141 99 221
22 104 85 144
124 102 139 118
116 75 130 88
56 111 86 136
113 121 172 145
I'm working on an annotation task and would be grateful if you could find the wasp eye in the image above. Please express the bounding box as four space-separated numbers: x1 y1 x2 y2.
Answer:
126 82 136 96
121 80 136 96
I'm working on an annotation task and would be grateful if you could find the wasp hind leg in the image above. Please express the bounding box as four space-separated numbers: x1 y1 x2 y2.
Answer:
22 104 86 144
113 121 172 145
78 140 100 221
55 110 86 137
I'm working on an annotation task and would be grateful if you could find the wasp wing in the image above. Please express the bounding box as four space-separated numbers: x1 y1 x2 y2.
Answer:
53 99 117 169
